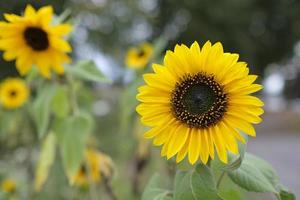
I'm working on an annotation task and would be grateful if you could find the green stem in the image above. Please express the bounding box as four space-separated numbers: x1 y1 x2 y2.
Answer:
217 171 226 189
67 75 79 115
103 177 118 200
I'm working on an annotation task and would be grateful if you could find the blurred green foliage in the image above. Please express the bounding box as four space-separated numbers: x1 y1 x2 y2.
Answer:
1 0 300 78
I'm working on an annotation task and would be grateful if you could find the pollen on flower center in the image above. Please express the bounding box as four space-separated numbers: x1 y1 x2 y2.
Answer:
171 73 228 128
24 27 49 51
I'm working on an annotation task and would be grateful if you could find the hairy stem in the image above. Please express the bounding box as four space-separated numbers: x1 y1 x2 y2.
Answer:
217 171 226 189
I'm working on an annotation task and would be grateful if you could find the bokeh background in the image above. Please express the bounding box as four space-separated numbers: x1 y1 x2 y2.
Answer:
1 0 300 199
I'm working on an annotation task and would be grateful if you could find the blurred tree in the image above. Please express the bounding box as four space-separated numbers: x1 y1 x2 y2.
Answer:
67 0 300 75
1 0 300 78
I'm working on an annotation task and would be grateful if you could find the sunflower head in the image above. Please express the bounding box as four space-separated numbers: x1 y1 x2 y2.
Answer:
72 149 114 187
1 179 17 193
0 5 72 78
0 78 29 109
136 41 264 165
125 43 153 69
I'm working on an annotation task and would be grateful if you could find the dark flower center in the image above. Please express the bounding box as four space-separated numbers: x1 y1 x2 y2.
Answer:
80 165 87 174
137 49 145 57
171 73 228 128
24 27 49 51
9 90 17 98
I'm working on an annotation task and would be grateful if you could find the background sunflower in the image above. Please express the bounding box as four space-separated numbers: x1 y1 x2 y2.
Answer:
125 43 153 69
0 5 72 78
0 78 29 109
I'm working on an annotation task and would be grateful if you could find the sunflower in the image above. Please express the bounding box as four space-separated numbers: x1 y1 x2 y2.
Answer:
1 179 16 193
125 43 153 69
73 149 113 186
0 78 29 109
0 5 72 78
136 41 264 165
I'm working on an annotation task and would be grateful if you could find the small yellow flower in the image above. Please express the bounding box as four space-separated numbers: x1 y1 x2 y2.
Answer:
1 179 16 193
0 78 29 109
73 149 113 186
125 43 153 69
136 41 264 165
0 5 72 78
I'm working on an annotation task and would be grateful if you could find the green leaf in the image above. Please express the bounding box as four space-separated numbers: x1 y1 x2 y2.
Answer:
228 153 278 194
229 153 297 199
174 170 195 200
54 113 92 179
279 189 296 200
66 60 110 83
174 164 223 200
192 164 224 200
34 132 56 191
51 86 70 118
142 174 172 200
32 83 57 138
219 189 244 200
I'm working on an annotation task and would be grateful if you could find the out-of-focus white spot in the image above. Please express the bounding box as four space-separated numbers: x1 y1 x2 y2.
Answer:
263 72 284 96
138 0 158 13
93 100 111 116
91 0 107 7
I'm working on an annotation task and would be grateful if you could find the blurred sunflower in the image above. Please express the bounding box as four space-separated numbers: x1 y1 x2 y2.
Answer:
0 78 29 109
1 179 16 193
73 149 113 186
0 5 72 78
136 41 264 165
125 43 153 69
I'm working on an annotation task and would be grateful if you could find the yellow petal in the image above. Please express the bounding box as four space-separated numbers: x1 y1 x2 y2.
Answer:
227 110 262 124
229 84 263 95
216 53 239 82
50 38 72 52
229 95 264 107
51 24 73 36
25 5 37 18
218 122 238 154
143 73 174 91
167 124 189 159
225 115 256 137
52 64 65 75
188 128 200 165
143 118 176 139
199 129 209 164
206 128 215 159
220 121 246 144
37 6 53 25
16 55 33 76
190 41 201 56
153 126 173 146
212 125 228 163
4 14 23 22
176 134 190 163
198 41 212 71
